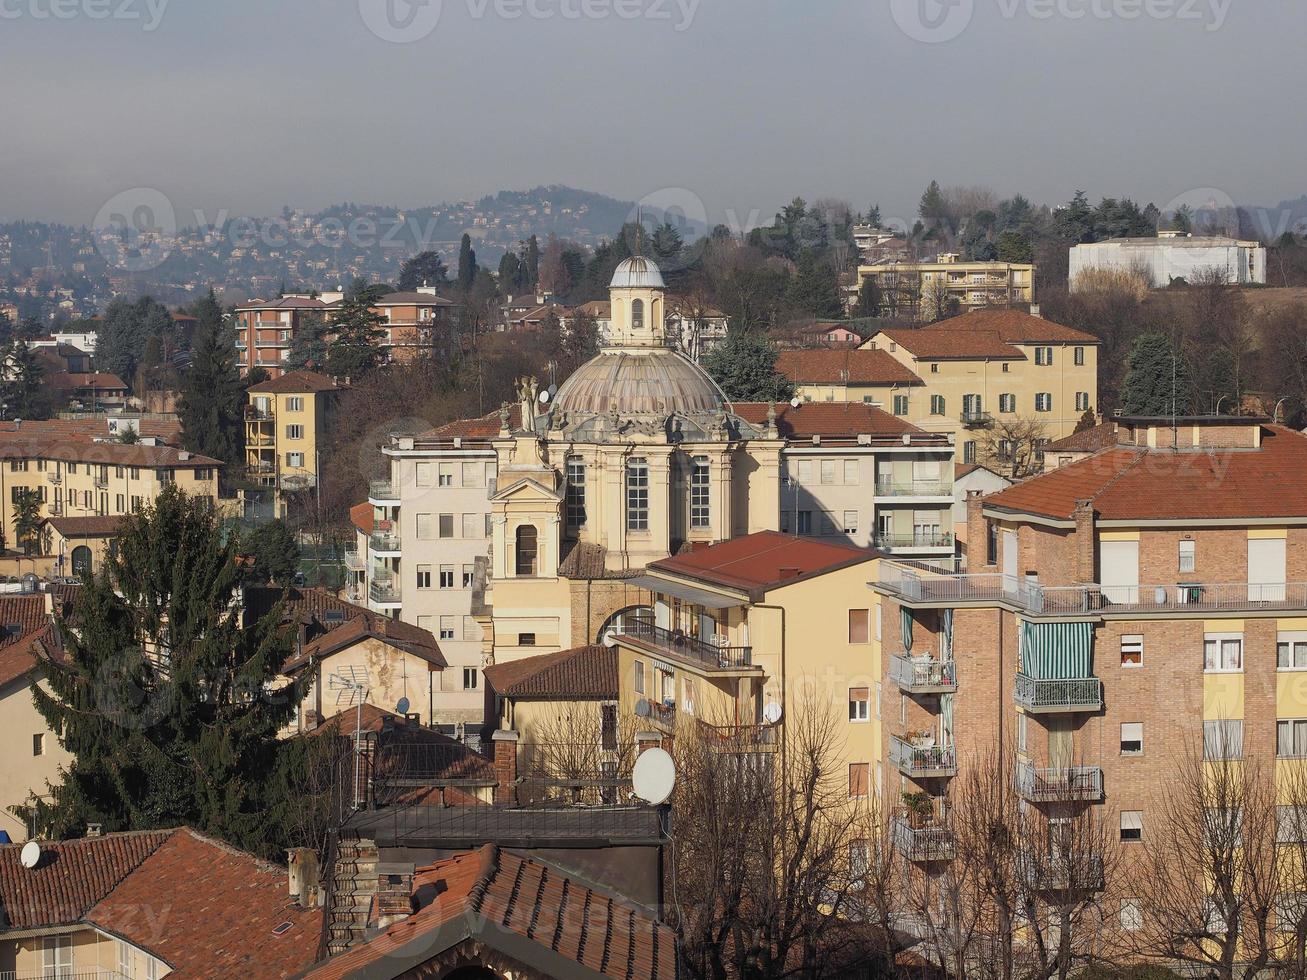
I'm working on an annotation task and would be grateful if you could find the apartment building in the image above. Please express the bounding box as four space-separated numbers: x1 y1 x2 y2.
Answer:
858 254 1035 321
1070 231 1267 289
234 296 328 377
777 347 925 407
243 370 339 520
863 307 1100 463
869 414 1307 932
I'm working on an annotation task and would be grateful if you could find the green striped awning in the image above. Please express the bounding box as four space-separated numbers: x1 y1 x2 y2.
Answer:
1020 620 1093 679
901 607 914 653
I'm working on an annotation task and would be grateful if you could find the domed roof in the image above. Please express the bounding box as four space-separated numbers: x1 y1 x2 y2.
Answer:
552 349 726 417
609 256 666 290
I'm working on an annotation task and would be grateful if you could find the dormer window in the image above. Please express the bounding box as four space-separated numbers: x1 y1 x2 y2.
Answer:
632 299 645 330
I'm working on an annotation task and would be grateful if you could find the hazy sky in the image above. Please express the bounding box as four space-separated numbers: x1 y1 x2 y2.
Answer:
1 0 1302 231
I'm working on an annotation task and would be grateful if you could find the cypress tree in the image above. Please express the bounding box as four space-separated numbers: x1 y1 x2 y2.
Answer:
178 289 245 475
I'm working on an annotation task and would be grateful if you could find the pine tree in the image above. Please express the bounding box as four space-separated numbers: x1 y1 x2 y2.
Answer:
326 290 386 380
4 339 52 419
703 332 795 402
788 253 844 318
26 487 310 855
178 289 245 473
1121 332 1192 416
285 312 330 371
398 251 449 291
239 519 301 585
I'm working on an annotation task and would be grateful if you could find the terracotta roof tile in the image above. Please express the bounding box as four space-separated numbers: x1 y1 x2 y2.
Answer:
733 401 928 441
0 418 183 446
876 328 1025 361
923 307 1100 345
775 349 922 386
484 645 617 700
421 405 522 442
0 594 55 688
247 370 339 394
1044 420 1118 453
45 515 125 537
348 501 374 536
46 372 130 391
650 530 874 594
0 438 220 469
284 612 446 672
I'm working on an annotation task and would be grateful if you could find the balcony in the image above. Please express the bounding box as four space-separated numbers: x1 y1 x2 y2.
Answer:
0 972 129 980
1019 853 1105 894
889 734 957 779
344 549 365 572
369 531 402 554
960 410 994 429
254 338 288 348
369 577 402 605
46 471 62 485
1015 763 1103 803
891 808 955 862
1014 675 1102 714
245 405 274 421
649 700 676 731
889 654 957 694
875 532 955 552
874 479 953 497
617 617 754 671
697 721 779 753
93 475 109 489
369 480 398 503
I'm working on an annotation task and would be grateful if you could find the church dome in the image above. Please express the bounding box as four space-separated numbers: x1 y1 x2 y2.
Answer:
552 349 726 417
609 256 666 290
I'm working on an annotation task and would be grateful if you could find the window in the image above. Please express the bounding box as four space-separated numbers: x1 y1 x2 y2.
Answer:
515 525 538 576
1034 392 1052 412
415 462 435 487
849 609 870 644
848 762 870 798
1179 539 1196 573
690 457 711 529
631 298 645 329
634 660 645 695
820 459 836 485
463 667 479 690
1120 634 1143 667
1279 635 1307 670
843 510 858 534
1203 719 1244 760
462 564 475 587
963 441 977 464
849 687 870 722
796 459 813 483
416 565 432 589
626 458 649 531
518 632 536 647
1075 392 1090 412
797 510 812 535
1279 719 1307 758
566 457 586 528
115 494 124 512
32 733 44 756
929 363 939 374
8 460 25 472
1002 362 1010 373
438 463 453 487
286 452 304 468
117 939 132 978
129 466 139 480
999 393 1016 413
439 616 456 640
439 565 454 588
930 394 946 416
1121 723 1143 756
1034 346 1054 365
1120 899 1143 932
286 424 304 439
286 396 304 411
1017 712 1028 753
1074 346 1085 366
461 514 478 538
1120 810 1143 842
438 514 455 538
843 459 858 484
892 395 909 416
461 462 481 487
1204 635 1243 672
42 936 72 978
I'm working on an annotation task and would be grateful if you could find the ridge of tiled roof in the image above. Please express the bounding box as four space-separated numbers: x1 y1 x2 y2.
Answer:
557 541 643 581
732 401 928 440
44 515 125 537
421 405 522 441
246 370 339 394
1044 420 1117 453
484 645 617 700
0 418 183 446
919 308 1100 345
876 328 1025 361
0 438 220 468
284 613 445 673
298 844 677 980
775 348 923 386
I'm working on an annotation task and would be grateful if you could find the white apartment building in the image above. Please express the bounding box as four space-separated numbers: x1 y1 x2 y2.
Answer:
1069 232 1267 289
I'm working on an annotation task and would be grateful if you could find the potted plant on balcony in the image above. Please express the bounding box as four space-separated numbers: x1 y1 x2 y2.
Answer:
907 729 936 750
902 791 933 829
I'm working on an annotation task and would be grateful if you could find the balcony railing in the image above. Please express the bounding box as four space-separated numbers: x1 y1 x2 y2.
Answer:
93 476 108 488
891 808 955 862
369 531 402 553
1019 853 1106 893
1015 763 1103 803
875 532 955 551
889 654 957 694
889 735 957 778
244 405 274 420
650 700 676 730
1014 675 1103 714
697 721 779 752
0 972 129 980
961 410 994 429
617 617 754 670
46 471 62 484
874 479 953 497
369 480 398 501
344 549 365 572
369 579 402 604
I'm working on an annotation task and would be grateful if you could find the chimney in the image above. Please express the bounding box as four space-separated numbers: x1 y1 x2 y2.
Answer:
492 730 519 805
86 823 102 838
778 566 801 581
1073 499 1097 584
1029 304 1042 318
966 491 990 567
287 848 321 908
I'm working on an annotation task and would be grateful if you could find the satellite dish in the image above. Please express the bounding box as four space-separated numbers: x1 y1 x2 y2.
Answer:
539 390 550 404
632 748 676 805
395 697 411 715
763 701 783 725
602 629 617 648
20 840 41 869
789 397 801 409
634 698 651 718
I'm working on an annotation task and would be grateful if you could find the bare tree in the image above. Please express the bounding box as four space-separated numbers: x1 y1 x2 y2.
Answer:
981 416 1050 480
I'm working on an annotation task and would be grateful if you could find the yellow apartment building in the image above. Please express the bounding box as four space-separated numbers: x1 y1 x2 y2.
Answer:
862 307 1100 466
776 347 925 407
858 255 1035 321
243 369 339 520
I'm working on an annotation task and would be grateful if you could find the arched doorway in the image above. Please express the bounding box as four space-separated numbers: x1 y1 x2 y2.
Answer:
597 605 653 644
515 525 538 576
70 546 92 577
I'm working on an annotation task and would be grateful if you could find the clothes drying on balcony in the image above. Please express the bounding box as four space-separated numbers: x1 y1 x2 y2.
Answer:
1020 620 1093 678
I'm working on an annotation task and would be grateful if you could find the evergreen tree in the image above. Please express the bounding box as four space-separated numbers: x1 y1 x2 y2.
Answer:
561 310 600 373
457 234 478 292
4 339 52 419
497 252 524 294
13 489 48 555
285 312 330 371
98 296 173 385
397 251 449 291
1121 332 1191 417
239 519 301 586
919 180 951 229
524 234 540 288
178 290 245 472
853 278 882 318
26 487 309 855
703 332 795 402
787 253 844 318
325 290 386 380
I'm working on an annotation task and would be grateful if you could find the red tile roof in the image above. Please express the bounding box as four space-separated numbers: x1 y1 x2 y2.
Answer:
484 645 618 700
46 372 130 392
0 594 55 688
349 501 374 536
1044 420 1118 453
876 328 1025 361
923 307 1099 345
650 530 874 595
0 418 183 446
775 349 923 386
45 516 125 538
421 405 522 442
0 438 220 469
237 297 328 311
985 426 1307 522
284 612 446 672
733 401 928 441
300 844 677 980
247 370 339 394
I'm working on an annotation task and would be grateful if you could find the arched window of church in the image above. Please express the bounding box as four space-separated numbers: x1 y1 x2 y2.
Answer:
626 458 649 531
631 299 645 330
515 525 538 576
